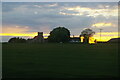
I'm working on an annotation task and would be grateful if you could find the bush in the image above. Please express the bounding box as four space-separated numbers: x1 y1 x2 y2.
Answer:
8 37 26 43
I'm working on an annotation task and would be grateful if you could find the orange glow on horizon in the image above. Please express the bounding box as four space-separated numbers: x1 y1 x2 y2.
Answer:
80 32 119 43
0 32 119 42
0 33 50 38
93 32 119 42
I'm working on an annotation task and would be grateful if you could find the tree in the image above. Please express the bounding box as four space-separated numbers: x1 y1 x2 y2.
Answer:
80 28 95 43
48 27 70 43
8 37 26 43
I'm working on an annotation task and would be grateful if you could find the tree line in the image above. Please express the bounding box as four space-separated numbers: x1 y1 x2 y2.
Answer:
8 27 95 44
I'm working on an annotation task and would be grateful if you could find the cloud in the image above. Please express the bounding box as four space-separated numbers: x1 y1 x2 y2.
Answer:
92 23 114 28
46 3 58 7
59 11 83 16
2 0 120 2
60 5 118 17
33 3 58 8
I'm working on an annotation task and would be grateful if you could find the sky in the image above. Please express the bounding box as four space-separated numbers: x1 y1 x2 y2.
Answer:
0 2 119 42
2 0 120 2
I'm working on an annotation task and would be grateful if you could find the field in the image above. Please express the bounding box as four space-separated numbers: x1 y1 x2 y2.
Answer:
2 43 119 79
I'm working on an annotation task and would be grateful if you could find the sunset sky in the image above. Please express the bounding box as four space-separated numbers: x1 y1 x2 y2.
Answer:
1 2 119 42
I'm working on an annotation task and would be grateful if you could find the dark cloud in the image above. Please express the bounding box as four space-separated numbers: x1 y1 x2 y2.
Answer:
2 2 118 34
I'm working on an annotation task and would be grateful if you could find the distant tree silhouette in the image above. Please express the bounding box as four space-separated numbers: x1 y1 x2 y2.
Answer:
108 38 120 43
48 27 70 43
80 28 95 44
8 37 26 43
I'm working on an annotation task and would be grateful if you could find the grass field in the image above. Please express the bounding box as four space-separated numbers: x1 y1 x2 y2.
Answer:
2 43 119 79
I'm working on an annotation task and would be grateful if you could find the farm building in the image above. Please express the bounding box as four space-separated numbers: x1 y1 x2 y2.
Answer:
70 37 81 43
27 32 44 43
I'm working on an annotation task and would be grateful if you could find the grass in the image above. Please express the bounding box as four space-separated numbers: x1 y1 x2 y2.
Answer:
2 43 119 79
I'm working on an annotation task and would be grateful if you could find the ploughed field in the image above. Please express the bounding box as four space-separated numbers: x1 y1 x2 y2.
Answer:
2 43 119 79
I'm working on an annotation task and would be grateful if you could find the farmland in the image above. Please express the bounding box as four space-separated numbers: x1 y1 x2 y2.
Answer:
2 43 119 79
